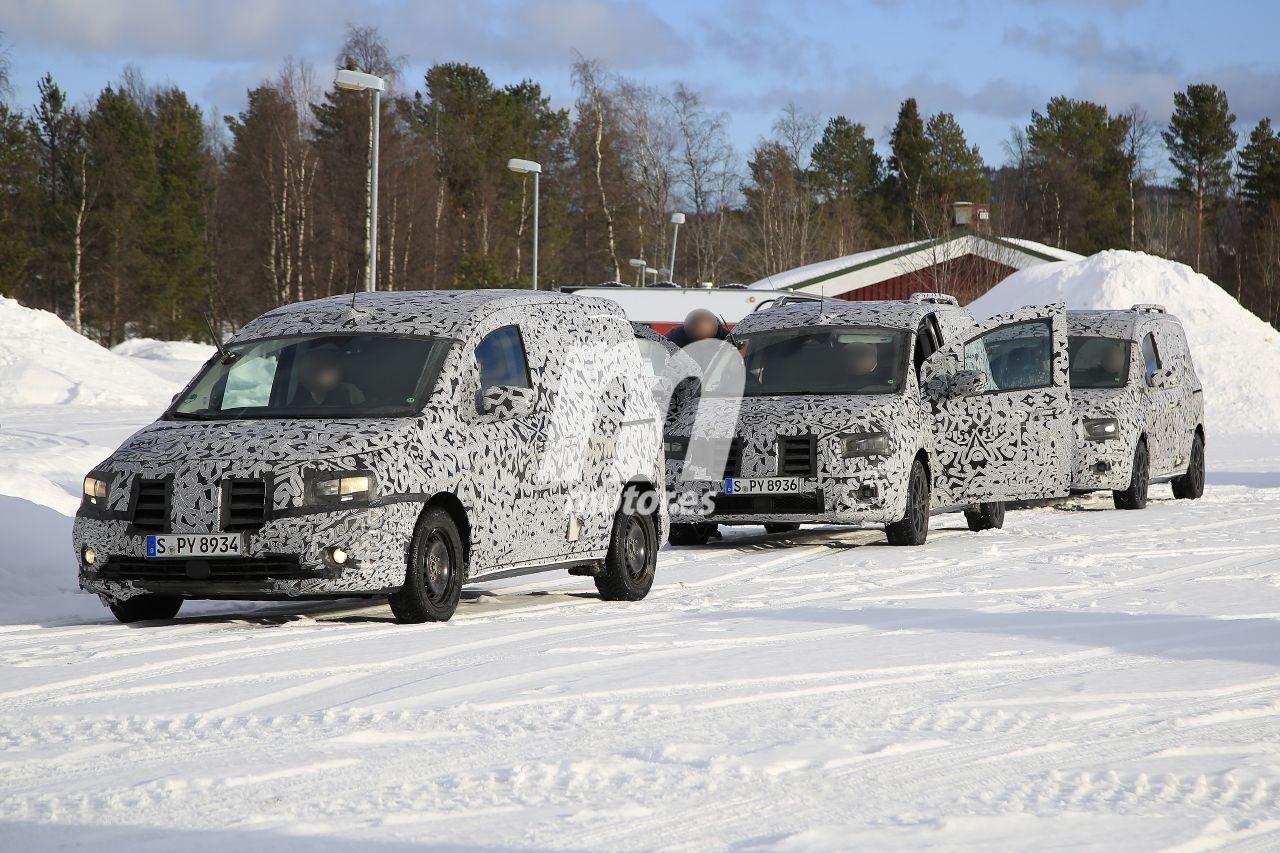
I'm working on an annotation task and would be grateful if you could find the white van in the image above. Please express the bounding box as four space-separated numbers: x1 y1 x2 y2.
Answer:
1067 305 1205 508
665 294 1075 545
75 291 664 623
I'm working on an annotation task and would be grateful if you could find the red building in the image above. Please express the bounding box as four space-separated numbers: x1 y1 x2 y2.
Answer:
748 228 1080 306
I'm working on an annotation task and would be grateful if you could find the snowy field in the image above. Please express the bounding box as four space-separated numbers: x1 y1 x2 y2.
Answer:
4 251 1280 850
4 399 1280 850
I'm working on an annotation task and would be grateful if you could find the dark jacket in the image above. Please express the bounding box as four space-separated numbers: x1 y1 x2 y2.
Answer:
665 322 729 348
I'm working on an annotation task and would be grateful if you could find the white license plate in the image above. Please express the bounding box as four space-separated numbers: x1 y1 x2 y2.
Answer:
722 477 803 495
146 534 243 558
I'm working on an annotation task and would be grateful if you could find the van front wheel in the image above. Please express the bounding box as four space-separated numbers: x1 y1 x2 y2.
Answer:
108 594 183 623
595 495 658 601
389 507 464 624
885 459 930 546
1114 441 1150 510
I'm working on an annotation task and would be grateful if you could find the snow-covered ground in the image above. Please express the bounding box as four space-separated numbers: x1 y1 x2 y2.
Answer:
3 258 1280 850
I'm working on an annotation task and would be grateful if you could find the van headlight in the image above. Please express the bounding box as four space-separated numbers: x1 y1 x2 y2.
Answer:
306 472 376 505
839 431 891 458
83 474 110 506
1083 418 1120 441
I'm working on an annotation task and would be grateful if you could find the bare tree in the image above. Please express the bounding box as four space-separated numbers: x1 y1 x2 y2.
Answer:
669 84 737 285
571 57 622 281
1121 104 1156 249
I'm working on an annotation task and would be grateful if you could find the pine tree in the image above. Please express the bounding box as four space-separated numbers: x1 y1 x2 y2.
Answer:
1162 83 1238 272
888 98 928 235
86 85 160 344
1026 96 1130 252
810 116 883 254
1238 118 1280 213
148 87 213 339
0 104 39 298
923 112 987 211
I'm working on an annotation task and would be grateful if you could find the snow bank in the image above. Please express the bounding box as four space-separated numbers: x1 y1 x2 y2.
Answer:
0 297 176 407
113 337 213 385
970 250 1280 434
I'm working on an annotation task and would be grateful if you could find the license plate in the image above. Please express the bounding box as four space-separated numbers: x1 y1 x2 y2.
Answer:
722 477 803 495
146 534 243 558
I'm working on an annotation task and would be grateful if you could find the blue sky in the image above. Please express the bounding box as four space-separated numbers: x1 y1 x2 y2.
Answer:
3 0 1277 177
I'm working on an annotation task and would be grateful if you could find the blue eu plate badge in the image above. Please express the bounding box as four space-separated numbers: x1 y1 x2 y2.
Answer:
146 535 158 557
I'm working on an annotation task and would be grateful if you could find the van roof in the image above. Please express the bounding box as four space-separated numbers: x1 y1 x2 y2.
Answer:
734 296 964 335
1067 307 1182 339
231 289 622 343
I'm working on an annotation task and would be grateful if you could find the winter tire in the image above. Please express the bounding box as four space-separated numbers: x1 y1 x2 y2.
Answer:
596 491 658 601
1172 433 1205 500
886 458 930 546
1114 440 1150 510
389 507 465 623
764 522 800 534
669 522 716 546
964 501 1005 532
108 594 183 624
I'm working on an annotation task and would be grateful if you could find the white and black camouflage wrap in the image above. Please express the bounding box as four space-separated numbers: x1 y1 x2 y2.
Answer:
667 297 1077 528
75 290 664 603
1068 308 1204 491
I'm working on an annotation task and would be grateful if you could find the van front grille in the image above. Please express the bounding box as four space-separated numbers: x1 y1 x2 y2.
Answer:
131 479 169 532
778 435 817 476
223 479 268 531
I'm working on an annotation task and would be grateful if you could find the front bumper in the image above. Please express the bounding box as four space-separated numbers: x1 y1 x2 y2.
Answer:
668 474 899 526
74 502 421 602
1071 436 1134 492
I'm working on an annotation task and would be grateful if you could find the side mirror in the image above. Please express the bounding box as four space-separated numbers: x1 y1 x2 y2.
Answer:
1148 366 1177 388
948 369 989 398
477 384 536 418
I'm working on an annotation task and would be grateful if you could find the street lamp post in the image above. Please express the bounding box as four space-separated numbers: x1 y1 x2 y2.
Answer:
335 69 387 292
628 258 648 287
507 158 542 289
668 212 685 285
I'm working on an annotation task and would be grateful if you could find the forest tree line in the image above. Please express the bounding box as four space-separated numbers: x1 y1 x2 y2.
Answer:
1 26 1279 344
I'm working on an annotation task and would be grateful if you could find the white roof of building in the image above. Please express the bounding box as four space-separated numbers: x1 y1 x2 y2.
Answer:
748 234 1082 296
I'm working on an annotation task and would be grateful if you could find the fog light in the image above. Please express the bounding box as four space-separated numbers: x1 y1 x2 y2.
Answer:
327 546 349 566
82 545 96 566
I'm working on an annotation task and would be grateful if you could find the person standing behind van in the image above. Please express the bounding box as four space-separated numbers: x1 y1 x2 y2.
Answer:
666 309 729 348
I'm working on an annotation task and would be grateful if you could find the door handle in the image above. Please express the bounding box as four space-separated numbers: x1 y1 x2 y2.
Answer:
1031 407 1057 418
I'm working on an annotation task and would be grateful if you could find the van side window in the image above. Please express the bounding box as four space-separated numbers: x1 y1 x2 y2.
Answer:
476 325 531 389
914 315 942 375
1140 332 1161 386
963 319 1053 392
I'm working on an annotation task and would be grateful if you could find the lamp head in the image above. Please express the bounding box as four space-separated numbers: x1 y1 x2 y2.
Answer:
507 158 542 175
335 69 386 92
670 212 686 225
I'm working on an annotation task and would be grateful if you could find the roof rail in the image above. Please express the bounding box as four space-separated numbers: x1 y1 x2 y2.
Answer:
909 292 959 306
763 293 823 309
1130 303 1167 313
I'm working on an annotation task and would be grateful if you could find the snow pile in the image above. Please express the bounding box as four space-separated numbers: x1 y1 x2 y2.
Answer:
113 337 213 385
0 297 176 407
971 250 1280 433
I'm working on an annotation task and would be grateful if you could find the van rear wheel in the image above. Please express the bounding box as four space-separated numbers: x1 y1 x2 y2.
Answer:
389 507 464 624
964 502 1005 532
885 459 930 546
1172 434 1205 500
596 493 658 601
108 594 183 624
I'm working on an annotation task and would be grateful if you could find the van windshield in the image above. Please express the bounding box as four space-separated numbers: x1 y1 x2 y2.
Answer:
1069 336 1130 389
721 326 908 396
170 334 453 420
